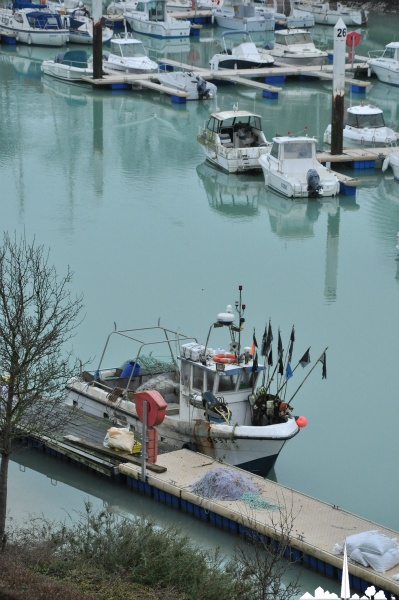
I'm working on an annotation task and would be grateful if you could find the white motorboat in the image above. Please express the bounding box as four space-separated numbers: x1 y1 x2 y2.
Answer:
123 0 191 39
151 70 217 100
382 150 399 182
367 42 399 88
62 13 114 44
255 2 314 29
209 30 274 72
213 2 275 33
102 33 158 73
292 1 368 26
41 48 92 81
323 104 398 148
258 135 340 198
197 106 271 173
263 28 328 66
0 5 69 46
64 286 325 476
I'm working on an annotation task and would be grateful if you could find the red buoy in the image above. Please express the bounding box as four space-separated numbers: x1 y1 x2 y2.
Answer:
296 416 308 428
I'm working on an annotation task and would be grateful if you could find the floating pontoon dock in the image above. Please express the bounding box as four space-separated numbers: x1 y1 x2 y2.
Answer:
24 408 399 600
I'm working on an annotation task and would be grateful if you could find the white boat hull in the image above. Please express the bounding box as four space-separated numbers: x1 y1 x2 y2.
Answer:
65 379 299 476
1 27 68 46
367 60 399 87
214 13 275 32
323 124 398 148
293 3 367 26
41 60 92 81
124 13 191 38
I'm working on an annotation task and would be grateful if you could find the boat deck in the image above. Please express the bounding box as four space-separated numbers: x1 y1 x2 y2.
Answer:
25 407 399 598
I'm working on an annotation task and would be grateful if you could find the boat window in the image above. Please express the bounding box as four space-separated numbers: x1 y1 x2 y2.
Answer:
288 32 312 45
284 142 312 159
192 364 205 391
135 3 146 12
206 117 218 132
249 116 261 130
217 372 239 392
121 42 146 58
238 370 252 390
180 361 191 387
275 34 287 46
382 47 396 60
270 142 279 159
356 113 385 128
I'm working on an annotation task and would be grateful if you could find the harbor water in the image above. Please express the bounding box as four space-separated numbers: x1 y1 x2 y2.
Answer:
1 10 399 596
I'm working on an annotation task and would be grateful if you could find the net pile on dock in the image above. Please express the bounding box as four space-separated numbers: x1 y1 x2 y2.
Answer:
191 468 260 501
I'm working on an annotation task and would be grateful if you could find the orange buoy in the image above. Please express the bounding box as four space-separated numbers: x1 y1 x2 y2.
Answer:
296 415 308 428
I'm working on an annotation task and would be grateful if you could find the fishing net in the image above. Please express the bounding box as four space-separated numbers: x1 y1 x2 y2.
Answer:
191 468 260 501
123 355 177 376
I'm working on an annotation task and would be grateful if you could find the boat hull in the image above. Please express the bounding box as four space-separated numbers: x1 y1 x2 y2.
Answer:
41 61 92 81
324 124 398 148
198 136 270 173
270 53 326 66
124 14 191 38
65 380 299 477
367 61 399 87
1 27 68 46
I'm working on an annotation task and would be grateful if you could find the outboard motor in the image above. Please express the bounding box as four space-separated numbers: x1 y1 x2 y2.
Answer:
306 168 323 198
196 75 210 99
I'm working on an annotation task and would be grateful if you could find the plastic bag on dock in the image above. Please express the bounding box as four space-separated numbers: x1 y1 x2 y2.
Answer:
104 427 135 453
362 547 399 572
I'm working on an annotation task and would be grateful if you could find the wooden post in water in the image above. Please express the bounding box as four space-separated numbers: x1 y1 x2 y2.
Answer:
330 18 346 155
92 0 103 80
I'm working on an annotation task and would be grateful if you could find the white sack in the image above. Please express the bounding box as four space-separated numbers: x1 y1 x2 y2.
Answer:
362 547 399 573
345 531 397 556
104 427 135 453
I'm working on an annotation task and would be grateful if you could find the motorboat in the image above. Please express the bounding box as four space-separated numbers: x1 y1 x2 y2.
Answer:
209 30 274 72
64 285 325 476
213 2 275 33
41 49 93 81
367 42 399 88
323 104 398 148
262 28 328 66
382 150 399 182
102 33 158 73
197 106 271 173
292 1 368 26
258 135 340 198
62 13 114 45
151 70 217 100
0 4 69 46
255 2 314 29
123 0 191 39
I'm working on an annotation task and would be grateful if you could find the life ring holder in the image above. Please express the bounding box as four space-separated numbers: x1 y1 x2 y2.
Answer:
213 353 236 364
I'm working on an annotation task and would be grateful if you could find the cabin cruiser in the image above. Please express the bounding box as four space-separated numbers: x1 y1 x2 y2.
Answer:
323 104 398 148
197 106 271 173
209 30 274 72
258 135 340 198
213 2 275 33
41 49 92 81
262 28 328 66
102 33 158 73
0 5 69 46
292 1 368 27
123 0 191 39
382 151 399 182
368 42 399 88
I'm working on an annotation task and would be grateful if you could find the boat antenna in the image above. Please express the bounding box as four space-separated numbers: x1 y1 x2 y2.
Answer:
287 347 328 406
235 285 244 362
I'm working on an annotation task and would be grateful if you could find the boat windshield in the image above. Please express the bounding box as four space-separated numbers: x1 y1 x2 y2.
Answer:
276 32 312 45
348 112 385 128
283 142 313 159
118 42 146 57
382 46 397 60
207 115 262 133
27 12 63 29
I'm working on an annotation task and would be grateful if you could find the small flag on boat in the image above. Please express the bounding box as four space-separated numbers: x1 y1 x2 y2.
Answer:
252 351 258 374
288 326 295 362
299 348 311 368
320 351 327 379
278 329 283 358
278 355 284 376
261 324 268 356
250 329 258 356
268 347 273 366
286 362 293 380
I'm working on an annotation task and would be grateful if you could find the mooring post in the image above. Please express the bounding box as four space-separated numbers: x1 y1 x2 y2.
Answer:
331 18 346 156
92 0 103 80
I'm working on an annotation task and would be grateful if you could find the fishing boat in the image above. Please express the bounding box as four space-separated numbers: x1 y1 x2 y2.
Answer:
258 135 340 198
262 28 328 66
367 42 399 88
151 70 217 100
291 1 368 26
123 0 191 39
323 104 398 148
65 286 327 476
0 4 69 46
102 33 158 73
213 2 275 33
41 49 92 81
382 150 399 182
62 13 114 45
197 106 271 173
209 30 274 71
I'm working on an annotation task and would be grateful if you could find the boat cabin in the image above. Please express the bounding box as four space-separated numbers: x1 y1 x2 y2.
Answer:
269 136 317 166
274 29 314 48
347 105 386 129
206 110 267 149
134 0 168 21
25 10 64 29
380 42 399 62
110 38 148 58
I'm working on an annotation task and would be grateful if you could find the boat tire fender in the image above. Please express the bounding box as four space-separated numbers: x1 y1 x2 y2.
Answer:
213 353 236 364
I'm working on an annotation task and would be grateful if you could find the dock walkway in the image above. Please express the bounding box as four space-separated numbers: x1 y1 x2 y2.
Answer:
25 408 399 599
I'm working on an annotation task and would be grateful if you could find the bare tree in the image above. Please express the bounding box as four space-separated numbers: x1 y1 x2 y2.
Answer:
0 232 84 549
229 492 302 600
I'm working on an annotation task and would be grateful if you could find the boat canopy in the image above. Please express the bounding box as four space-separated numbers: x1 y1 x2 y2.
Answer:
347 107 385 129
275 30 313 45
111 39 147 57
27 11 64 28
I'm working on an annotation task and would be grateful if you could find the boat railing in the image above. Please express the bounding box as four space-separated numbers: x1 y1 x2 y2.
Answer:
367 49 385 59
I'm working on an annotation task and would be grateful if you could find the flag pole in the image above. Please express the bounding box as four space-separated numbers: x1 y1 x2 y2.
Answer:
275 359 302 397
287 347 328 406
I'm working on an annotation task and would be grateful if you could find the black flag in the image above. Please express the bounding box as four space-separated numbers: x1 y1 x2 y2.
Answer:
252 351 258 374
268 347 273 366
261 324 268 356
320 352 327 379
278 329 283 358
288 326 295 362
278 355 284 376
299 348 311 368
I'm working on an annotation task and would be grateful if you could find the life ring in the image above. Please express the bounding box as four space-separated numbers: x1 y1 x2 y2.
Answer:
213 353 236 364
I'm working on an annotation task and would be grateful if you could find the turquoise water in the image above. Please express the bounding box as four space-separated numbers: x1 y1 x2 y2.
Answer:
1 10 399 595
